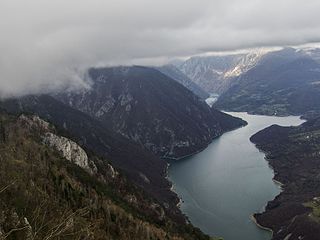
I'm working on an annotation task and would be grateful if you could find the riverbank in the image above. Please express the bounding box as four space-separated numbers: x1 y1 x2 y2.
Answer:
250 122 320 239
162 119 247 161
168 112 303 240
250 215 273 235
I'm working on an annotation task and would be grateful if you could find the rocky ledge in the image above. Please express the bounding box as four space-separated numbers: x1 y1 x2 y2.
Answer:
18 114 98 174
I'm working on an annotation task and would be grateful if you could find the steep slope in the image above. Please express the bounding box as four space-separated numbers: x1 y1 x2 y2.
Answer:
300 47 320 63
0 95 178 215
57 66 246 159
250 119 320 240
175 54 242 94
157 64 209 99
215 48 320 116
175 51 266 94
0 112 211 240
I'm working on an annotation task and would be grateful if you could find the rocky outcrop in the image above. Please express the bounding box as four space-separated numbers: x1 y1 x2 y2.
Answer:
0 95 179 218
18 114 52 132
43 132 97 174
0 111 212 240
17 114 98 174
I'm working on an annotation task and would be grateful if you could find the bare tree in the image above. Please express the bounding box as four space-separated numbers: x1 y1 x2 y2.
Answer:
0 181 16 194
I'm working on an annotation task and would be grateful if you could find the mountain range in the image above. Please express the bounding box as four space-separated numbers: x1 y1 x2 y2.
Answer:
173 50 267 94
215 48 320 116
56 66 245 159
0 66 245 240
172 47 320 117
3 42 320 240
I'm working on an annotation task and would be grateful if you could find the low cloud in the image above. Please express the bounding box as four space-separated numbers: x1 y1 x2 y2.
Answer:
1 0 320 97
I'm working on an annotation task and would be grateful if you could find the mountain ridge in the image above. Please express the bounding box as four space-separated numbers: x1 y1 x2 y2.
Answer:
0 111 212 240
56 66 246 159
250 118 320 240
215 48 320 116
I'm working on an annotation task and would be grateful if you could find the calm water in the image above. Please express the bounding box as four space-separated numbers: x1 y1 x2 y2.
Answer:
168 112 304 240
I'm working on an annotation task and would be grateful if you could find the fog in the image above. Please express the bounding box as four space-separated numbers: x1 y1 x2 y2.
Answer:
1 0 320 97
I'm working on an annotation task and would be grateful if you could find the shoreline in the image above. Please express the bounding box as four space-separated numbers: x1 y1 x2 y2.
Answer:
166 163 183 208
250 215 274 236
219 109 303 119
162 144 210 161
162 117 248 161
167 112 296 238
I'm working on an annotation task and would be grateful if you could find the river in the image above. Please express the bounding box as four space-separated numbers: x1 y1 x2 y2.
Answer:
168 112 304 240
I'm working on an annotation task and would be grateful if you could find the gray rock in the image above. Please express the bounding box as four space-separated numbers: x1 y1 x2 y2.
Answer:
43 132 97 174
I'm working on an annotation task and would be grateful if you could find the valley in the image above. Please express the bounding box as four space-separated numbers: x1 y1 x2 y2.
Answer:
1 53 319 239
168 112 304 240
0 67 245 240
2 2 320 240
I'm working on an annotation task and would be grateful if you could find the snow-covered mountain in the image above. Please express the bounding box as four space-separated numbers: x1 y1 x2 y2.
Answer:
223 50 267 78
297 47 320 63
215 47 320 116
173 49 271 94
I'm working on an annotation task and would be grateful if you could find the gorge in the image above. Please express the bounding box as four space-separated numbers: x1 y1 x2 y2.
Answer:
168 112 304 240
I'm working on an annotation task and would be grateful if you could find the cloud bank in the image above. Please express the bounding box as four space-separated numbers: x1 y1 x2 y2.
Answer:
1 0 320 97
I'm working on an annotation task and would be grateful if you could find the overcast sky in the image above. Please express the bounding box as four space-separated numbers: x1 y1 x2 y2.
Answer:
1 0 320 97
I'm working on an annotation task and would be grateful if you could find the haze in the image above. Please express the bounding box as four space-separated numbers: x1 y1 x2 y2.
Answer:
1 0 320 97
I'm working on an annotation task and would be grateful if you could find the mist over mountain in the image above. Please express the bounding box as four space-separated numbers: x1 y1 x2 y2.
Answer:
215 48 320 116
2 1 320 98
55 66 246 159
173 50 268 94
2 1 320 240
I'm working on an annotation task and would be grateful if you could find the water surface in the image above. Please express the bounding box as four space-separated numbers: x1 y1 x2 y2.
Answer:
168 112 304 240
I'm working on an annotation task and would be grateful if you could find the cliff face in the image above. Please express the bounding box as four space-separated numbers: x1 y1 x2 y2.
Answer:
250 120 320 240
0 112 211 240
57 66 246 159
43 132 96 174
174 51 265 94
16 114 97 174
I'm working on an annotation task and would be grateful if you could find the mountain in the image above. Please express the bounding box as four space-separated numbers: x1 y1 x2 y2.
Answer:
0 95 178 215
157 64 209 99
0 111 211 240
174 50 267 94
250 118 320 240
215 48 320 116
56 66 246 159
299 47 320 63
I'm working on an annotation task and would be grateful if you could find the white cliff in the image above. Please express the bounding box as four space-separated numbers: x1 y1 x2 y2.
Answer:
43 132 97 174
